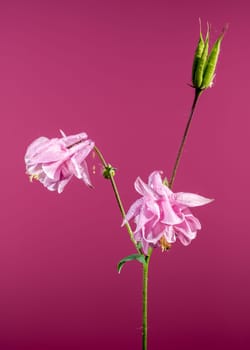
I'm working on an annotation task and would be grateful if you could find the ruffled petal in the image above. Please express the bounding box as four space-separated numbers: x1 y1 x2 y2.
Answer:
164 226 176 243
147 221 166 243
185 213 201 231
134 176 157 199
78 160 93 187
42 160 65 180
174 220 197 243
175 231 192 246
134 204 157 234
140 231 151 254
29 141 67 163
148 171 166 196
122 198 144 226
25 137 49 163
57 176 73 193
69 140 95 179
160 197 183 225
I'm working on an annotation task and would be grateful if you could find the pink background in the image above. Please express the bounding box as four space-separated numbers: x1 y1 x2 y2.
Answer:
1 0 249 349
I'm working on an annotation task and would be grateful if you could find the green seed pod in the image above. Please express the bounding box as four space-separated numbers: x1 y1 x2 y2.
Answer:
193 24 210 88
192 19 205 85
200 31 224 89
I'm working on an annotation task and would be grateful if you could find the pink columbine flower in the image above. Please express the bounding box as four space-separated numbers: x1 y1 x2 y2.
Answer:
25 130 95 193
123 171 213 254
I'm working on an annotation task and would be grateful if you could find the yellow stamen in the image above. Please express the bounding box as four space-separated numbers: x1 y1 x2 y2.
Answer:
29 174 39 182
159 236 171 252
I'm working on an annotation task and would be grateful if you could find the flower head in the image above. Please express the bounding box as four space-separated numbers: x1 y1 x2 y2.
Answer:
123 171 213 254
25 130 94 193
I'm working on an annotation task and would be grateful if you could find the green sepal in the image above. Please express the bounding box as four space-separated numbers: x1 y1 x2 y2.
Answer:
163 177 169 187
117 254 146 273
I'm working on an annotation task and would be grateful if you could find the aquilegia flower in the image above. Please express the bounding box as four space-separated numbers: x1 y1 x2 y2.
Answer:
123 171 213 254
25 130 94 193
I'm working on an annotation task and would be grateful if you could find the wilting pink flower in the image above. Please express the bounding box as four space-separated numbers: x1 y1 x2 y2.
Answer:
25 130 94 193
123 171 213 254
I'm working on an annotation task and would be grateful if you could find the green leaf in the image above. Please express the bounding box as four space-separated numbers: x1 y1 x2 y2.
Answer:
117 254 146 274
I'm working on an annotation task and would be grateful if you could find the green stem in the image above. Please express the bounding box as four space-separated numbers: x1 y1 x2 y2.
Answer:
93 145 141 254
140 88 203 350
169 88 202 189
142 250 152 350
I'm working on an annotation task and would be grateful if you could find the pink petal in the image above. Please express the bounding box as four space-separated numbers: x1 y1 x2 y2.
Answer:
175 220 197 242
67 140 94 157
175 231 192 246
42 160 65 180
122 198 144 225
29 141 67 163
185 214 201 231
25 137 49 163
41 175 59 191
147 222 166 243
148 171 166 196
164 226 176 243
61 132 88 148
175 192 214 207
134 176 157 199
57 176 73 193
161 197 183 225
134 204 157 234
140 233 150 254
78 160 93 187
69 140 95 178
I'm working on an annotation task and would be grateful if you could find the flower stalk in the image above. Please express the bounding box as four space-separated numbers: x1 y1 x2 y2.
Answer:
141 87 204 349
142 252 152 350
93 145 141 254
169 88 201 189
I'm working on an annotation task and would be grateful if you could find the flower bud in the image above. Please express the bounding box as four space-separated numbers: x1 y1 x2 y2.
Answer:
103 164 116 179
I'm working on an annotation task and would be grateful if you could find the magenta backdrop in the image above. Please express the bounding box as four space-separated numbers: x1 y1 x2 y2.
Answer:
1 0 249 349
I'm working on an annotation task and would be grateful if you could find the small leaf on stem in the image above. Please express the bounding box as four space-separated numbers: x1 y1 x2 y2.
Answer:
117 254 146 273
